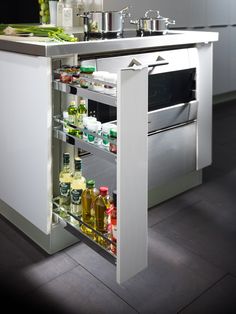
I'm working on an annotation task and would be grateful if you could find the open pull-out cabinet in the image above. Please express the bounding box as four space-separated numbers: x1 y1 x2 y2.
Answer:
0 49 148 284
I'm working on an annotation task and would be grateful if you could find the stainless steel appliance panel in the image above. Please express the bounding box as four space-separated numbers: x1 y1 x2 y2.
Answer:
148 122 196 189
148 100 198 132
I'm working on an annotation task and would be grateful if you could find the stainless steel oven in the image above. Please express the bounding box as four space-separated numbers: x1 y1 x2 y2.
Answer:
86 46 206 194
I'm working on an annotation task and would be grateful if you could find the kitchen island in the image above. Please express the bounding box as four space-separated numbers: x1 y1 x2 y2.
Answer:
0 29 218 283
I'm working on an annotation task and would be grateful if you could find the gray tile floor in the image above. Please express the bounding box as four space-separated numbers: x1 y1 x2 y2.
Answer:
1 100 236 313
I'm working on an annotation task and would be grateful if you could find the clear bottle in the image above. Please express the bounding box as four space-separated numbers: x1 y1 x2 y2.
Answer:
77 99 87 138
67 100 78 135
38 0 50 24
81 179 99 236
57 0 65 27
59 152 73 214
62 0 73 30
70 157 86 217
94 186 111 248
110 190 117 254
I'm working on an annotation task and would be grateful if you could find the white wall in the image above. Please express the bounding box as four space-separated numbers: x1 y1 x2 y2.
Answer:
103 0 235 96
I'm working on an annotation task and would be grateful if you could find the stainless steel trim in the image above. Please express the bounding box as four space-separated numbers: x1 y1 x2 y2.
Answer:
53 80 117 107
0 31 219 57
53 128 117 164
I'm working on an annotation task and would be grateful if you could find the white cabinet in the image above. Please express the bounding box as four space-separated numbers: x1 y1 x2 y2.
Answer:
0 51 52 235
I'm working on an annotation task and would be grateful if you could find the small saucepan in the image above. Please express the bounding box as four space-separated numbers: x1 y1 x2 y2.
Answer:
130 10 175 35
79 7 130 36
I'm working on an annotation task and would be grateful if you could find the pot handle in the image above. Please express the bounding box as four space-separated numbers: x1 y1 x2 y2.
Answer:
120 6 131 18
144 10 160 18
165 19 176 25
130 20 139 25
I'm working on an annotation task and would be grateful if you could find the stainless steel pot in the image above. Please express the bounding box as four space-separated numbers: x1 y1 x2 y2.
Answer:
79 7 130 35
130 10 175 34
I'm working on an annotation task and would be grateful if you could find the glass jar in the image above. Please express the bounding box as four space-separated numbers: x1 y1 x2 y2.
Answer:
79 66 96 89
38 0 50 24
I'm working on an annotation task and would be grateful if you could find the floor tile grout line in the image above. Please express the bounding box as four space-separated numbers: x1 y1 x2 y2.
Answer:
65 252 140 313
151 228 228 278
176 273 229 313
21 263 79 298
176 272 229 314
148 200 202 229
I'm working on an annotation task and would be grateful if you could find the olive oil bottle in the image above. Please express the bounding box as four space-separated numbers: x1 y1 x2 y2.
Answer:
94 186 111 248
59 152 73 216
81 179 99 236
70 157 86 217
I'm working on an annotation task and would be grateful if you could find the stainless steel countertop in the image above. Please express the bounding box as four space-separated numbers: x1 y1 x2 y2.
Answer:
0 30 219 58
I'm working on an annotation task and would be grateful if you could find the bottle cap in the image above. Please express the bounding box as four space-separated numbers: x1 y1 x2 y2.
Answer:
80 66 96 73
86 179 95 188
99 186 109 196
74 157 82 170
69 100 77 106
110 128 117 138
63 152 70 164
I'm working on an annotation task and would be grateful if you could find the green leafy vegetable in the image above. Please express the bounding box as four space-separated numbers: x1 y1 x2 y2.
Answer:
0 24 78 42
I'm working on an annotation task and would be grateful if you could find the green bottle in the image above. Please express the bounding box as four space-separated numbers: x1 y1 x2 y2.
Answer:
67 100 77 135
77 99 87 138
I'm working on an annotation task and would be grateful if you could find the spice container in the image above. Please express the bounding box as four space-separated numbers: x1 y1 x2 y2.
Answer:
92 71 108 92
109 125 117 154
103 73 117 96
83 116 97 141
79 66 96 88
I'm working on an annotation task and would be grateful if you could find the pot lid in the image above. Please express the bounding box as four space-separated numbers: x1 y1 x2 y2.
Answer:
139 10 169 21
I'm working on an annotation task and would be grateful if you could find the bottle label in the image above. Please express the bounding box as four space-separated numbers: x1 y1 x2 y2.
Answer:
71 189 83 204
68 115 75 124
112 224 117 240
60 182 71 197
77 113 86 128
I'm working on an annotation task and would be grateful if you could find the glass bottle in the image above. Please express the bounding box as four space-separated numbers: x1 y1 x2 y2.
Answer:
94 186 111 248
70 157 86 217
38 0 50 24
59 152 73 215
81 179 99 236
57 0 65 27
77 99 87 138
110 190 117 254
67 100 78 135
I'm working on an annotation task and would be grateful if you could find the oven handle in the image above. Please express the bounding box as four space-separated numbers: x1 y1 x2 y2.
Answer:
148 61 169 67
128 57 169 68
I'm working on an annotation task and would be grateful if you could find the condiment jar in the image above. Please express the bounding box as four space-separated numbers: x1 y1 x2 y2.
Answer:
79 66 96 88
103 73 117 96
109 125 117 154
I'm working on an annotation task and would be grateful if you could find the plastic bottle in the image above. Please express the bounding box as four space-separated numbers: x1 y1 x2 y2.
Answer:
110 190 117 254
81 179 99 236
94 186 111 248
